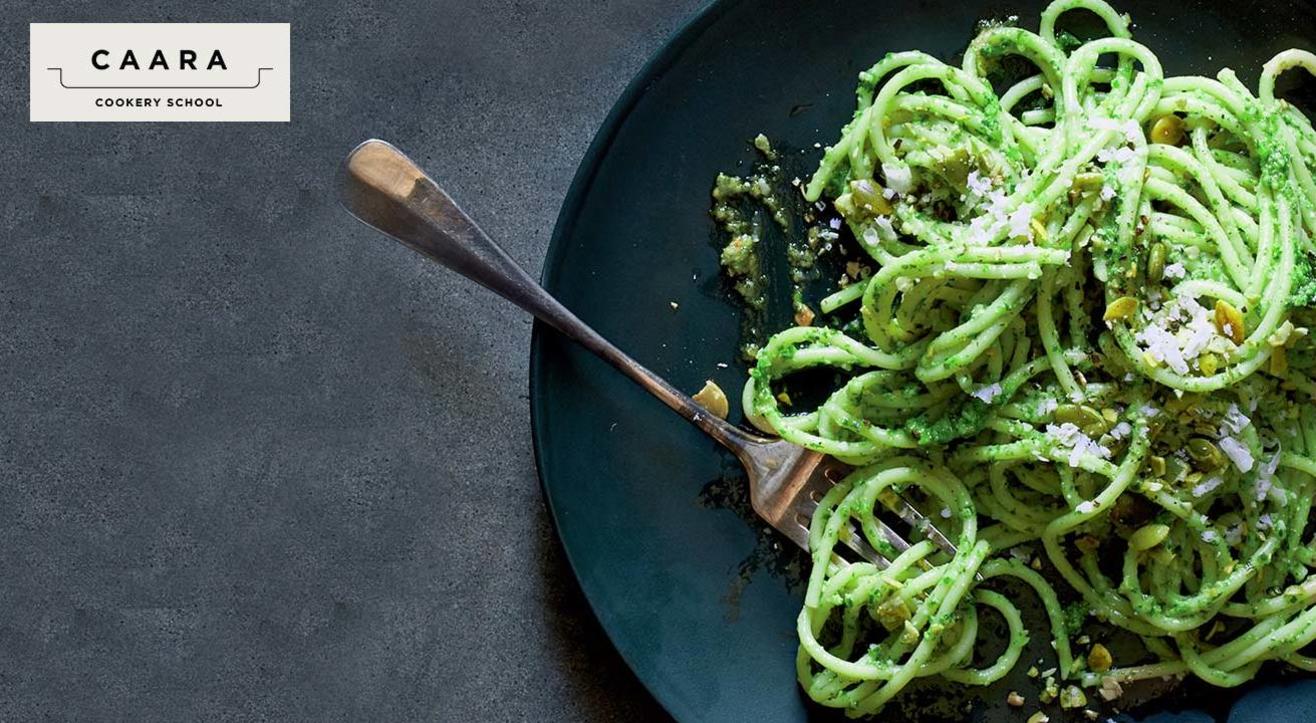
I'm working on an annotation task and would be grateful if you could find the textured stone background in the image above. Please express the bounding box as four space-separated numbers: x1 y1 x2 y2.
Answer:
2 1 703 719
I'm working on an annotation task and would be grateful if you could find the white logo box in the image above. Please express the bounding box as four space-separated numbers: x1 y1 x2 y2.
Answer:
30 23 290 122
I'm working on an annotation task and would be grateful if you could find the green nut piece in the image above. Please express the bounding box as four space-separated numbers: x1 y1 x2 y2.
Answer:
1088 643 1114 673
1147 242 1167 283
1130 523 1171 551
1187 438 1225 470
1059 685 1088 709
1215 299 1246 344
1054 404 1110 436
847 179 893 217
1148 455 1167 477
1104 296 1138 322
1072 172 1104 190
1151 115 1185 145
1162 456 1187 482
1271 345 1289 376
692 380 730 419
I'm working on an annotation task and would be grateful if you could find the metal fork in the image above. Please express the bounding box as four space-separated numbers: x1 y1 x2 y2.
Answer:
337 139 958 568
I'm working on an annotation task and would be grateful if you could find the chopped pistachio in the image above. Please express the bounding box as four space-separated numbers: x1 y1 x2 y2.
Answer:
1007 691 1026 707
900 619 921 645
1163 456 1187 482
1030 218 1048 242
1187 438 1225 470
1130 524 1170 552
691 380 729 419
1099 675 1124 701
1214 300 1246 344
1059 685 1088 709
1055 404 1109 436
794 304 815 327
1072 172 1104 191
1268 319 1306 347
1271 345 1289 376
1148 455 1167 477
1199 352 1220 376
1147 242 1167 282
876 597 912 630
846 179 893 217
1150 114 1185 145
1087 643 1114 672
1026 712 1050 723
1039 675 1059 703
1104 296 1138 322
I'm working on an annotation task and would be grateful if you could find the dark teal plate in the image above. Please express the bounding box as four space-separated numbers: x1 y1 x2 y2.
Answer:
529 1 1316 720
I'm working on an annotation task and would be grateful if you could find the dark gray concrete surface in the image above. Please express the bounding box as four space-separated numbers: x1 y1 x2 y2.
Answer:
2 1 704 719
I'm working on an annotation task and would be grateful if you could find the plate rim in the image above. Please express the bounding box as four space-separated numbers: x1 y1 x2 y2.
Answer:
526 0 738 720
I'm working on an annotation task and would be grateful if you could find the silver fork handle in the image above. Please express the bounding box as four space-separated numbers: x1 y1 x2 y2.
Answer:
339 139 769 452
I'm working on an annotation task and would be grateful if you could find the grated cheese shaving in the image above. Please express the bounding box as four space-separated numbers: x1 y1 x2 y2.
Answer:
1219 437 1254 473
972 383 1003 403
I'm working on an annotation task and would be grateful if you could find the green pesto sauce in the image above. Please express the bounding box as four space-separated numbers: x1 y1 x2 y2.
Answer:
905 398 992 446
1054 30 1082 53
1290 255 1316 306
712 172 770 310
712 135 839 327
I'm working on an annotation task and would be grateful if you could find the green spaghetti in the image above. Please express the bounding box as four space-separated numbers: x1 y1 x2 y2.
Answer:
728 1 1316 716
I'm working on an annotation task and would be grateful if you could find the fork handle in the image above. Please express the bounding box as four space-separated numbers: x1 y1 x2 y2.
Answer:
339 139 769 452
